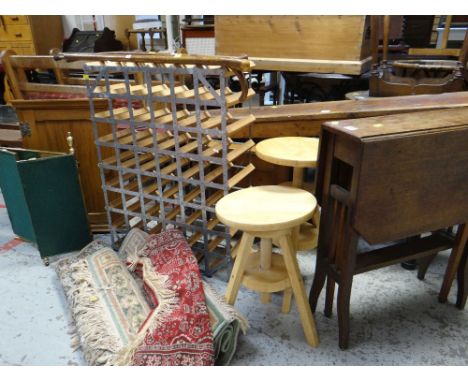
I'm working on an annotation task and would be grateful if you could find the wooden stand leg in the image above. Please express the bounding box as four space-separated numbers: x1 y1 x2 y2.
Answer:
309 253 327 312
225 232 255 305
456 243 468 309
417 253 437 280
336 227 359 350
281 288 293 313
324 276 335 317
439 224 468 303
279 234 319 347
337 276 353 350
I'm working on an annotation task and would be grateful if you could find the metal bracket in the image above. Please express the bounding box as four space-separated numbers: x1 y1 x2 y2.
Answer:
19 122 31 137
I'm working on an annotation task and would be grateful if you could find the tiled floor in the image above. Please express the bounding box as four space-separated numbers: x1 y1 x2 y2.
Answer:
1 191 468 366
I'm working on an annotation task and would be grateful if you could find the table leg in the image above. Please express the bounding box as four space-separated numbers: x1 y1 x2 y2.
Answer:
439 224 468 303
456 242 468 309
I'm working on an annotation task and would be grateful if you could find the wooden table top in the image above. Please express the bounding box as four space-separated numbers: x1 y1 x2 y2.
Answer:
228 92 468 123
322 107 468 141
215 185 317 232
255 137 319 168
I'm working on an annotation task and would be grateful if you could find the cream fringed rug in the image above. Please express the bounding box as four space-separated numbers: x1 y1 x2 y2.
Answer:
55 228 248 366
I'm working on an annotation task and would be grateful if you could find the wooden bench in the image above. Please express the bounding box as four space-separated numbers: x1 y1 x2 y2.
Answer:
228 91 468 186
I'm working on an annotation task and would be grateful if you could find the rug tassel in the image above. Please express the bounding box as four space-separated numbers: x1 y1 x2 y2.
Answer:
202 280 249 334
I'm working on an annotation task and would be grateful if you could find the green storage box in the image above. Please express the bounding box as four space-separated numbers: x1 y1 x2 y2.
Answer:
0 147 91 263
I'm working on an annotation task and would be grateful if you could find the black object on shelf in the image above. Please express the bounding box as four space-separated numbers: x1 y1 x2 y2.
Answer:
62 27 123 53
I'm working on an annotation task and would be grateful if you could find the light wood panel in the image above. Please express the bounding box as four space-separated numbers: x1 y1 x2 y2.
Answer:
215 16 371 74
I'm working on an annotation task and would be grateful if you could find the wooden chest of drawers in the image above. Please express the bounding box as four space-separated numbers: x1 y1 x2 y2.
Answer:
0 15 63 55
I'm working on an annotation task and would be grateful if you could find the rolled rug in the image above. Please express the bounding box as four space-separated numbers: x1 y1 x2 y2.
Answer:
121 228 249 366
202 280 248 366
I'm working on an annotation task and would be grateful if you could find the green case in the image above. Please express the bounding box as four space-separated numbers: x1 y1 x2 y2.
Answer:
0 147 91 260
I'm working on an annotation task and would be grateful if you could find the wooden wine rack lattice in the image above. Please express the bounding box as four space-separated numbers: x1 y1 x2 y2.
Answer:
69 53 256 275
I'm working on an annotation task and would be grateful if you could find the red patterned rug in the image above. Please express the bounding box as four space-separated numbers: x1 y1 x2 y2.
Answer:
119 229 215 366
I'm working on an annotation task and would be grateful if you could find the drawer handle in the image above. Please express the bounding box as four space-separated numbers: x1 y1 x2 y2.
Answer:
15 33 23 38
11 17 19 21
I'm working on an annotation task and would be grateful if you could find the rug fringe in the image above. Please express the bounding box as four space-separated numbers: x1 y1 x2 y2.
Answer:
57 255 124 366
202 280 249 334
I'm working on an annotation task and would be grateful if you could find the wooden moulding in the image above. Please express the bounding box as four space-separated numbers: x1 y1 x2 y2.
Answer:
57 51 255 73
247 56 372 76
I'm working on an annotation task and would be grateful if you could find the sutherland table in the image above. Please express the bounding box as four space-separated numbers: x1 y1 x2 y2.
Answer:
309 107 468 349
255 137 320 251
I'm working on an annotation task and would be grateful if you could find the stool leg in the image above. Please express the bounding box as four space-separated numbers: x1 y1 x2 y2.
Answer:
260 238 272 304
312 207 321 228
278 234 319 347
291 168 304 252
225 232 255 305
281 288 293 313
292 167 304 188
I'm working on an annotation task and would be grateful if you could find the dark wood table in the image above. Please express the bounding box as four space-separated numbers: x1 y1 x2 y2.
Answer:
308 107 468 349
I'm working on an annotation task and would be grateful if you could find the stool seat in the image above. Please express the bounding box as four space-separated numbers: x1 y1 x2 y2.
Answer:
255 137 319 168
215 185 317 232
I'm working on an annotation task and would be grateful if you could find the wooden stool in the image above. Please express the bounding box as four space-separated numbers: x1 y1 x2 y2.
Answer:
215 185 320 347
255 137 320 250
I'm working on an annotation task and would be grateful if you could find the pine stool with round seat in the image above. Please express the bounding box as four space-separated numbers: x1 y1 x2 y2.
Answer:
255 137 320 251
215 185 320 347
